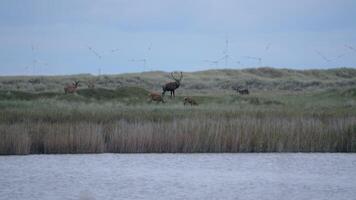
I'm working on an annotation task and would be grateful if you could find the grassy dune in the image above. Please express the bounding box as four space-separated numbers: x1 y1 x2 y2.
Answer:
0 68 356 154
1 67 356 94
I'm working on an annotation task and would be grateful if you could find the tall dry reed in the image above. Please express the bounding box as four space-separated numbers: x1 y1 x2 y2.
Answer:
1 116 355 155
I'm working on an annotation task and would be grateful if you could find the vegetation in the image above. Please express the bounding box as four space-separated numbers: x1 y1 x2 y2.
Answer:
0 68 355 154
1 67 356 94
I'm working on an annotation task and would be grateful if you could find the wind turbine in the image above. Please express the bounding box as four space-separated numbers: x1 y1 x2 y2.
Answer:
221 35 230 68
146 43 153 71
29 44 49 75
265 43 272 51
203 35 232 69
129 43 153 72
245 42 272 67
87 46 102 59
110 48 120 53
244 56 262 65
345 45 356 53
30 44 37 75
129 58 148 71
203 59 220 68
235 60 244 67
315 48 349 66
87 45 103 75
315 50 332 63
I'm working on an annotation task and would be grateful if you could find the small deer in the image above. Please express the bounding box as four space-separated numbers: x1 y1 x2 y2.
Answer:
183 97 198 106
162 72 183 98
232 86 249 95
148 92 165 103
64 81 79 94
87 80 95 89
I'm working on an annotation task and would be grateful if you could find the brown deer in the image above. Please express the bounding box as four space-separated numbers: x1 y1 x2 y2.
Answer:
148 92 165 103
162 72 183 98
86 80 95 89
64 81 79 94
183 97 198 106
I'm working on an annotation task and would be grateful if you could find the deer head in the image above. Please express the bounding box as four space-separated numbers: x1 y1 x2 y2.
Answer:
73 81 79 88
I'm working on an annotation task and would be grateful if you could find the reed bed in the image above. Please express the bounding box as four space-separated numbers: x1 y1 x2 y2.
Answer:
1 116 355 154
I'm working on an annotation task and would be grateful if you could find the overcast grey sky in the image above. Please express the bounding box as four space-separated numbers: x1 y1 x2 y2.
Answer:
1 0 356 75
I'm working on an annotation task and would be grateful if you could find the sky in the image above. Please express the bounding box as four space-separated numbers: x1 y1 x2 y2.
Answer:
0 0 356 75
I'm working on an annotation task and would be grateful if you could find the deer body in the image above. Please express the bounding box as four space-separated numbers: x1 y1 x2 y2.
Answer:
238 89 249 95
148 92 165 103
162 72 183 98
183 97 198 106
162 82 180 97
64 81 79 94
232 86 249 95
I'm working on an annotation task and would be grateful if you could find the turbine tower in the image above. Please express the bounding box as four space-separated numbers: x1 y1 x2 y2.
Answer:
87 46 102 75
222 35 230 67
31 44 37 75
29 44 49 75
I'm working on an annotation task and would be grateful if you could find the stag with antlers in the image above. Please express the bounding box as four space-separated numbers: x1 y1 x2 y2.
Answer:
148 92 165 103
64 81 79 94
162 72 183 98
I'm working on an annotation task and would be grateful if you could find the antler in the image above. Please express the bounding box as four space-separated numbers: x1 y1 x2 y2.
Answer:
179 72 183 81
169 72 176 81
169 72 183 81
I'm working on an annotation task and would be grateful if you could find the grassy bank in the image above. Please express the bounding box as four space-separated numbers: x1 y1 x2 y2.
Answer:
0 68 356 154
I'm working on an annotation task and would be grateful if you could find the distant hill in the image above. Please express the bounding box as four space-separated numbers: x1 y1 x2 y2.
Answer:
1 67 355 94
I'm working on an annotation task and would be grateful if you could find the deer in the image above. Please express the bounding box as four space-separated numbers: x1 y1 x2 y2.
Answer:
86 80 95 89
232 85 249 95
148 92 165 103
183 97 198 106
238 88 249 95
64 81 79 94
162 72 183 98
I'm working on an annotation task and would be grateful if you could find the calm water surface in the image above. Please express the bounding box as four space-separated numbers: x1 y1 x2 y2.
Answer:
0 153 355 200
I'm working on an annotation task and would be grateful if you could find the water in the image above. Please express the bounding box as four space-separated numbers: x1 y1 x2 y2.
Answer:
0 154 355 200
